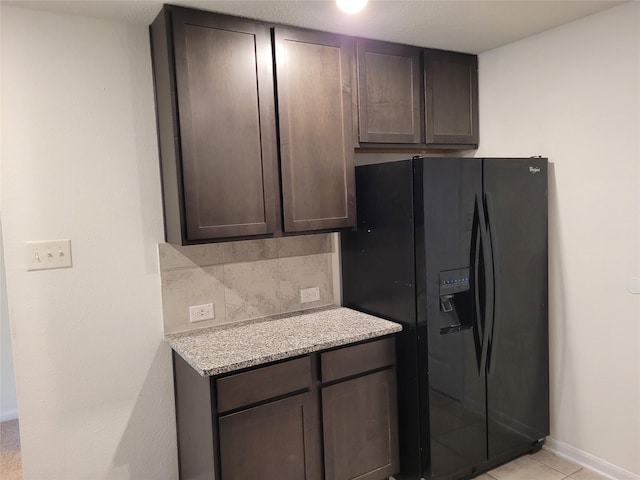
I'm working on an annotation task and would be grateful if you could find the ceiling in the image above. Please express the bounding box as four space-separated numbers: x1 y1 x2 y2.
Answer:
2 0 625 53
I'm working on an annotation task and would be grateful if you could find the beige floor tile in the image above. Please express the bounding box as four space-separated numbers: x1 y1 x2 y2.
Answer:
530 449 581 475
489 455 565 480
570 468 609 480
395 450 608 480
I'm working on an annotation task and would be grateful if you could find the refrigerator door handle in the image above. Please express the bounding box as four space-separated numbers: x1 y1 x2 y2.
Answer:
484 192 500 374
472 196 485 373
478 194 495 375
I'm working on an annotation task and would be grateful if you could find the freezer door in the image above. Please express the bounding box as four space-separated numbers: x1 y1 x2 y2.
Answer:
419 158 487 480
482 158 549 461
341 160 421 480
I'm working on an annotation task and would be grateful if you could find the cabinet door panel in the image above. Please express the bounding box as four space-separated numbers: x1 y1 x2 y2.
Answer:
322 369 399 480
275 28 356 232
424 49 479 145
219 392 321 480
357 40 422 144
172 9 278 241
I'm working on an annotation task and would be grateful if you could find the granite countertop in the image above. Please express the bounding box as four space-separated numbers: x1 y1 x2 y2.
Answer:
165 306 402 376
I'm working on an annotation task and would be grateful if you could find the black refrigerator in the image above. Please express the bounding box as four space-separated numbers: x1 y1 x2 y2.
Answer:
341 157 549 480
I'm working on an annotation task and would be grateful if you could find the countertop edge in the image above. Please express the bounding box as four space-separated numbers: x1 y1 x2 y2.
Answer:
165 307 402 377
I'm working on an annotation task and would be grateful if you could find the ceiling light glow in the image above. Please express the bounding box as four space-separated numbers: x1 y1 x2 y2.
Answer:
336 0 368 14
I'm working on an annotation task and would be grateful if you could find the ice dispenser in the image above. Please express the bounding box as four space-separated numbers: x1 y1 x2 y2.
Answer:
439 267 471 334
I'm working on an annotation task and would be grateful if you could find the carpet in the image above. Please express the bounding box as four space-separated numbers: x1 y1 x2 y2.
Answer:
1 419 22 480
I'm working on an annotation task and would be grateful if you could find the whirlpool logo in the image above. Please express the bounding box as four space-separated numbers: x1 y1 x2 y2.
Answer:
529 166 541 174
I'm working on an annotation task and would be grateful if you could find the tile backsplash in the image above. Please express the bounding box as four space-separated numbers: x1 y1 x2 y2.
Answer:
158 234 334 333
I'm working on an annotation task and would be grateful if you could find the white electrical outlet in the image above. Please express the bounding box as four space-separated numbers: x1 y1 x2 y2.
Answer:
189 303 215 322
300 287 320 304
25 240 73 271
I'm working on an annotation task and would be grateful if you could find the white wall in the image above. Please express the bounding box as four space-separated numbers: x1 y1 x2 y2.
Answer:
477 2 640 476
1 6 177 479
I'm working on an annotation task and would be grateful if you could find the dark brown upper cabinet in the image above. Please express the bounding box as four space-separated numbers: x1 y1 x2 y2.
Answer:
151 7 357 244
151 7 279 244
274 27 356 233
356 39 422 144
424 48 479 146
355 42 479 149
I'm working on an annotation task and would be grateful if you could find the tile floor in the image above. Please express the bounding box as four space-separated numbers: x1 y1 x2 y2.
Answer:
472 449 609 480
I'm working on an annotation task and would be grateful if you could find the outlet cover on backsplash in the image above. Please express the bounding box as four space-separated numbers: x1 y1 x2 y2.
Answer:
189 303 214 322
158 234 335 334
301 287 321 303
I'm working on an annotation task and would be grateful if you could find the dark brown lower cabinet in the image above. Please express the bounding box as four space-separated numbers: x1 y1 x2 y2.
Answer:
172 337 398 480
322 370 399 480
219 392 321 480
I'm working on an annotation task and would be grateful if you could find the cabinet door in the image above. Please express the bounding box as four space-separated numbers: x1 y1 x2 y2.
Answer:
274 28 356 233
218 392 322 480
322 369 399 480
424 49 479 146
168 8 278 242
356 40 422 144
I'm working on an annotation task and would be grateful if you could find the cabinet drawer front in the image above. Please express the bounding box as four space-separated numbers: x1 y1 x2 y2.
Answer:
321 337 395 383
217 356 312 413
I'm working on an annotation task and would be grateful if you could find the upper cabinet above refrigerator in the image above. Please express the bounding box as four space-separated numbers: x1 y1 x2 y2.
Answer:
355 42 479 150
424 49 479 146
356 39 423 144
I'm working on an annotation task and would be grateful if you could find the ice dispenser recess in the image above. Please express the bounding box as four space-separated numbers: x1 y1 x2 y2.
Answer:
439 268 471 331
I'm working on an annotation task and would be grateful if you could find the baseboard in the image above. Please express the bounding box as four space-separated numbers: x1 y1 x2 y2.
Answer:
0 409 18 422
544 437 640 480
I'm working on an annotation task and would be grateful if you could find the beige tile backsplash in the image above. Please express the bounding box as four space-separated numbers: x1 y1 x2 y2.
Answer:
158 234 334 333
224 259 280 322
161 265 226 332
158 241 224 269
278 254 332 313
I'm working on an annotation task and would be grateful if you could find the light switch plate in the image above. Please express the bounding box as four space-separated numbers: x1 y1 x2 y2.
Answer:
25 240 72 271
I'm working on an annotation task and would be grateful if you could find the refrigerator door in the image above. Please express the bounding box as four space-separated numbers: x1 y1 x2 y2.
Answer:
419 158 487 479
341 160 422 479
482 158 549 462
